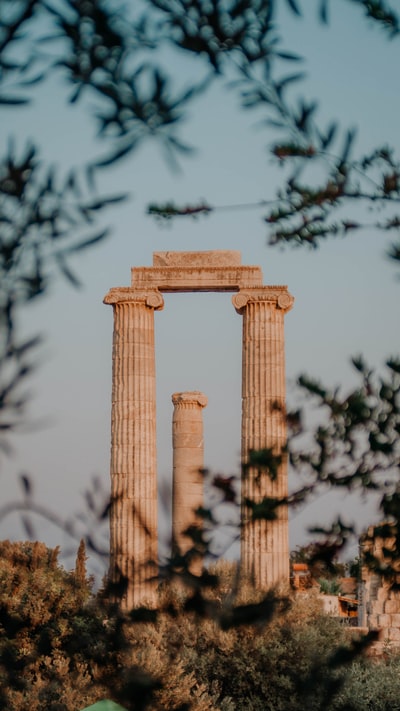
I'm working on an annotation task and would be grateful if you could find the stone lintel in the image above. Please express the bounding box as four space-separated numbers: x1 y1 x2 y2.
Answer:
153 250 242 267
131 265 263 292
232 286 294 313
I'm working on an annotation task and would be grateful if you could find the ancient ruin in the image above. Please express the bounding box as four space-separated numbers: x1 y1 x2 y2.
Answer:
104 251 294 607
359 526 400 647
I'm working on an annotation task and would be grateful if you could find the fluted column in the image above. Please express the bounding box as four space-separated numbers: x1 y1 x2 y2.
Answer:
104 287 164 608
172 392 207 573
232 288 294 589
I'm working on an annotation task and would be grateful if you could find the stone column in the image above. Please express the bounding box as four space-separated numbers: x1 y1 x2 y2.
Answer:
232 287 294 589
172 392 207 572
104 287 164 608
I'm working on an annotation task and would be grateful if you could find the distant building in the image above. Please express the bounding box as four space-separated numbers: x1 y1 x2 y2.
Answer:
291 563 358 623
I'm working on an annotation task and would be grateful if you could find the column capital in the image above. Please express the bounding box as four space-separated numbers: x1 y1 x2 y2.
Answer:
103 287 164 310
232 286 294 314
172 391 208 408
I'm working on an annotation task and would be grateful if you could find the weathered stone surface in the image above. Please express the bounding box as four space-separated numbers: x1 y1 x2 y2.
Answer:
368 614 379 629
385 599 400 614
362 529 400 635
153 250 242 267
172 392 207 573
377 614 391 628
105 251 294 605
128 249 272 292
377 586 390 602
372 600 385 614
104 287 164 309
232 287 294 314
390 613 400 627
236 291 290 587
131 265 263 292
107 297 160 609
388 627 400 641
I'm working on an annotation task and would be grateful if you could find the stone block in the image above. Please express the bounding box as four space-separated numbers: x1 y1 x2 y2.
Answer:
385 599 400 614
131 265 264 291
371 600 384 614
390 613 400 627
377 614 391 628
173 421 204 435
377 586 390 602
153 250 242 267
388 627 400 642
172 433 204 449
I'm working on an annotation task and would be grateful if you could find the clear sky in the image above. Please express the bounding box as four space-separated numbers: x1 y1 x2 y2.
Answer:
1 1 399 573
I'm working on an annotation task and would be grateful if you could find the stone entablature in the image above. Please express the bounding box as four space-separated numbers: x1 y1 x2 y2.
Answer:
131 250 263 292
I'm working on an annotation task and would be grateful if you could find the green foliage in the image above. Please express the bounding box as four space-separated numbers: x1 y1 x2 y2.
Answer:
113 581 398 711
0 540 109 711
290 544 348 579
3 1 400 260
0 145 125 454
285 358 400 575
163 591 345 711
318 578 341 595
331 653 400 711
1 549 400 711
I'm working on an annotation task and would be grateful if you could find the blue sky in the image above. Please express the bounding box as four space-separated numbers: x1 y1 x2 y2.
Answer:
1 1 399 571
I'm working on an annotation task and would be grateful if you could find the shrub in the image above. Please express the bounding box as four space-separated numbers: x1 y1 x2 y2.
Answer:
1 550 400 711
0 540 110 711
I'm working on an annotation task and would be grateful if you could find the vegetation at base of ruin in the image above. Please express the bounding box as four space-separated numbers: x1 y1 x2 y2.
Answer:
318 577 342 596
0 539 99 711
2 547 400 711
